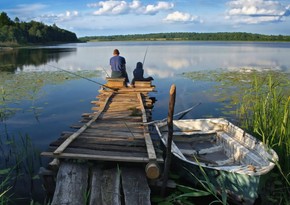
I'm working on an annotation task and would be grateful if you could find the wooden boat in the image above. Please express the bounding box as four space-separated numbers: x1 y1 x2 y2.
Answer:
154 118 278 205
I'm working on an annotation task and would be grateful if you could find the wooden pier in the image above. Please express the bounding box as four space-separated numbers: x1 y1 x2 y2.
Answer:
41 79 165 205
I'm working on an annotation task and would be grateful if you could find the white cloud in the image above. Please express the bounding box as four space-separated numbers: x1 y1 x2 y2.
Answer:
226 0 290 24
144 2 174 15
88 0 174 15
65 11 79 18
164 11 202 23
33 10 79 24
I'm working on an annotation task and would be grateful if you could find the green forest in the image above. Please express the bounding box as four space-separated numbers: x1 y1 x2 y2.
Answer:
0 12 78 46
81 32 290 42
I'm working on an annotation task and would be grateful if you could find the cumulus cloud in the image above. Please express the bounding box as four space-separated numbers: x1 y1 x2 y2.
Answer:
226 0 290 24
144 1 174 15
164 11 202 23
88 0 174 15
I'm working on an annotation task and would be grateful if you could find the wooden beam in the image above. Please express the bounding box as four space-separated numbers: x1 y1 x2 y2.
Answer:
41 151 164 163
137 93 156 161
137 93 160 179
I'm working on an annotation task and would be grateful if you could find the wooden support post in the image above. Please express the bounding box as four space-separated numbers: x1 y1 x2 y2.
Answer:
161 84 176 196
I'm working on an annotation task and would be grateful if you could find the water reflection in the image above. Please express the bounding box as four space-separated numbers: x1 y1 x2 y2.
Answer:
0 47 76 72
1 41 290 204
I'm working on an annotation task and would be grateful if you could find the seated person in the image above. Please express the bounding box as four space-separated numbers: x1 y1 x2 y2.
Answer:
131 62 154 85
110 49 129 84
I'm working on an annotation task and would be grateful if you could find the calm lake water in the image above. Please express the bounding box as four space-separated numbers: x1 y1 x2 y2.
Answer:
1 41 290 203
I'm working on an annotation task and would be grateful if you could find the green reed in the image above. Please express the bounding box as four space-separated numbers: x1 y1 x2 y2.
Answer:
183 70 290 203
237 75 290 178
0 168 12 205
236 75 290 203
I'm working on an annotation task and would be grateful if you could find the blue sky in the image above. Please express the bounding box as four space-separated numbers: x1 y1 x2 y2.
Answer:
1 0 290 37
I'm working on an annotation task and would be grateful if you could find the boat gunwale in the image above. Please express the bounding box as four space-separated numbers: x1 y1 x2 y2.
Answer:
154 118 278 176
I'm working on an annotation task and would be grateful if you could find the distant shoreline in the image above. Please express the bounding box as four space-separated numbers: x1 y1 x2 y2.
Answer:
79 32 290 42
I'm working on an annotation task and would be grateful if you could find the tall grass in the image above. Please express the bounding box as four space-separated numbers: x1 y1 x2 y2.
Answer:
237 74 290 202
183 70 290 203
0 168 12 205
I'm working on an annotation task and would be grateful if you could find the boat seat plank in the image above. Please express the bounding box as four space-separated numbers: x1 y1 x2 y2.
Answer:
179 145 223 156
218 132 267 166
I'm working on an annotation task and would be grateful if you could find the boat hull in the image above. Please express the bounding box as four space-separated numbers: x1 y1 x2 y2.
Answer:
155 118 278 205
172 154 270 204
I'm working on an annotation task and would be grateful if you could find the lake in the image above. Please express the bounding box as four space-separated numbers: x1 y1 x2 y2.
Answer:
1 41 290 204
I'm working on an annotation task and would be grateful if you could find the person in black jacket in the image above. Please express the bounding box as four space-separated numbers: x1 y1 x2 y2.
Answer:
131 62 153 85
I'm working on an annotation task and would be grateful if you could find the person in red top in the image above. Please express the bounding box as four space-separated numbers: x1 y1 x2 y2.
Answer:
110 49 129 84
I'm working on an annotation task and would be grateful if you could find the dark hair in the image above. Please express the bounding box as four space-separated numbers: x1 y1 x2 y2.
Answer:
113 49 120 55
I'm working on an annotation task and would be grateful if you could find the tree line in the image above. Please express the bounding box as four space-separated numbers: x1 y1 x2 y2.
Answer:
0 12 78 46
80 32 290 42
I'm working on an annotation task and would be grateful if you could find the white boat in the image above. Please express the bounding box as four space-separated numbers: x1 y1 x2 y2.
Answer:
155 118 278 205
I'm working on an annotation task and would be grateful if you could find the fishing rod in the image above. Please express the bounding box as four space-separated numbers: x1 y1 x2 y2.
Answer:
47 64 118 91
101 67 110 77
142 47 148 67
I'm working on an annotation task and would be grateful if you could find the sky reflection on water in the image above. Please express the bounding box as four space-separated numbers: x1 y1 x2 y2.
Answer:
1 41 290 203
2 41 290 148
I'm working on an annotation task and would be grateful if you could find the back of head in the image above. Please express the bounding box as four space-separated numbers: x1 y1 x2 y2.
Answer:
113 49 120 55
136 62 143 69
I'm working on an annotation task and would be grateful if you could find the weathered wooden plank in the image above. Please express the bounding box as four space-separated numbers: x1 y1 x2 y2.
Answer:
82 130 144 138
70 120 143 129
51 162 88 205
42 150 161 163
89 166 102 205
134 81 153 87
52 147 149 157
50 140 148 153
63 128 146 136
89 166 121 205
53 92 113 155
58 132 144 143
101 167 121 205
137 93 157 161
51 137 146 147
121 167 151 205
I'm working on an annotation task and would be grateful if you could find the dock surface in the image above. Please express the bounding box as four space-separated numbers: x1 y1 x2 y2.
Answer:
41 80 163 204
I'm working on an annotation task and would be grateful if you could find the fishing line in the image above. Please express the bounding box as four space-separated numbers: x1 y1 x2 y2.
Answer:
47 64 117 91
